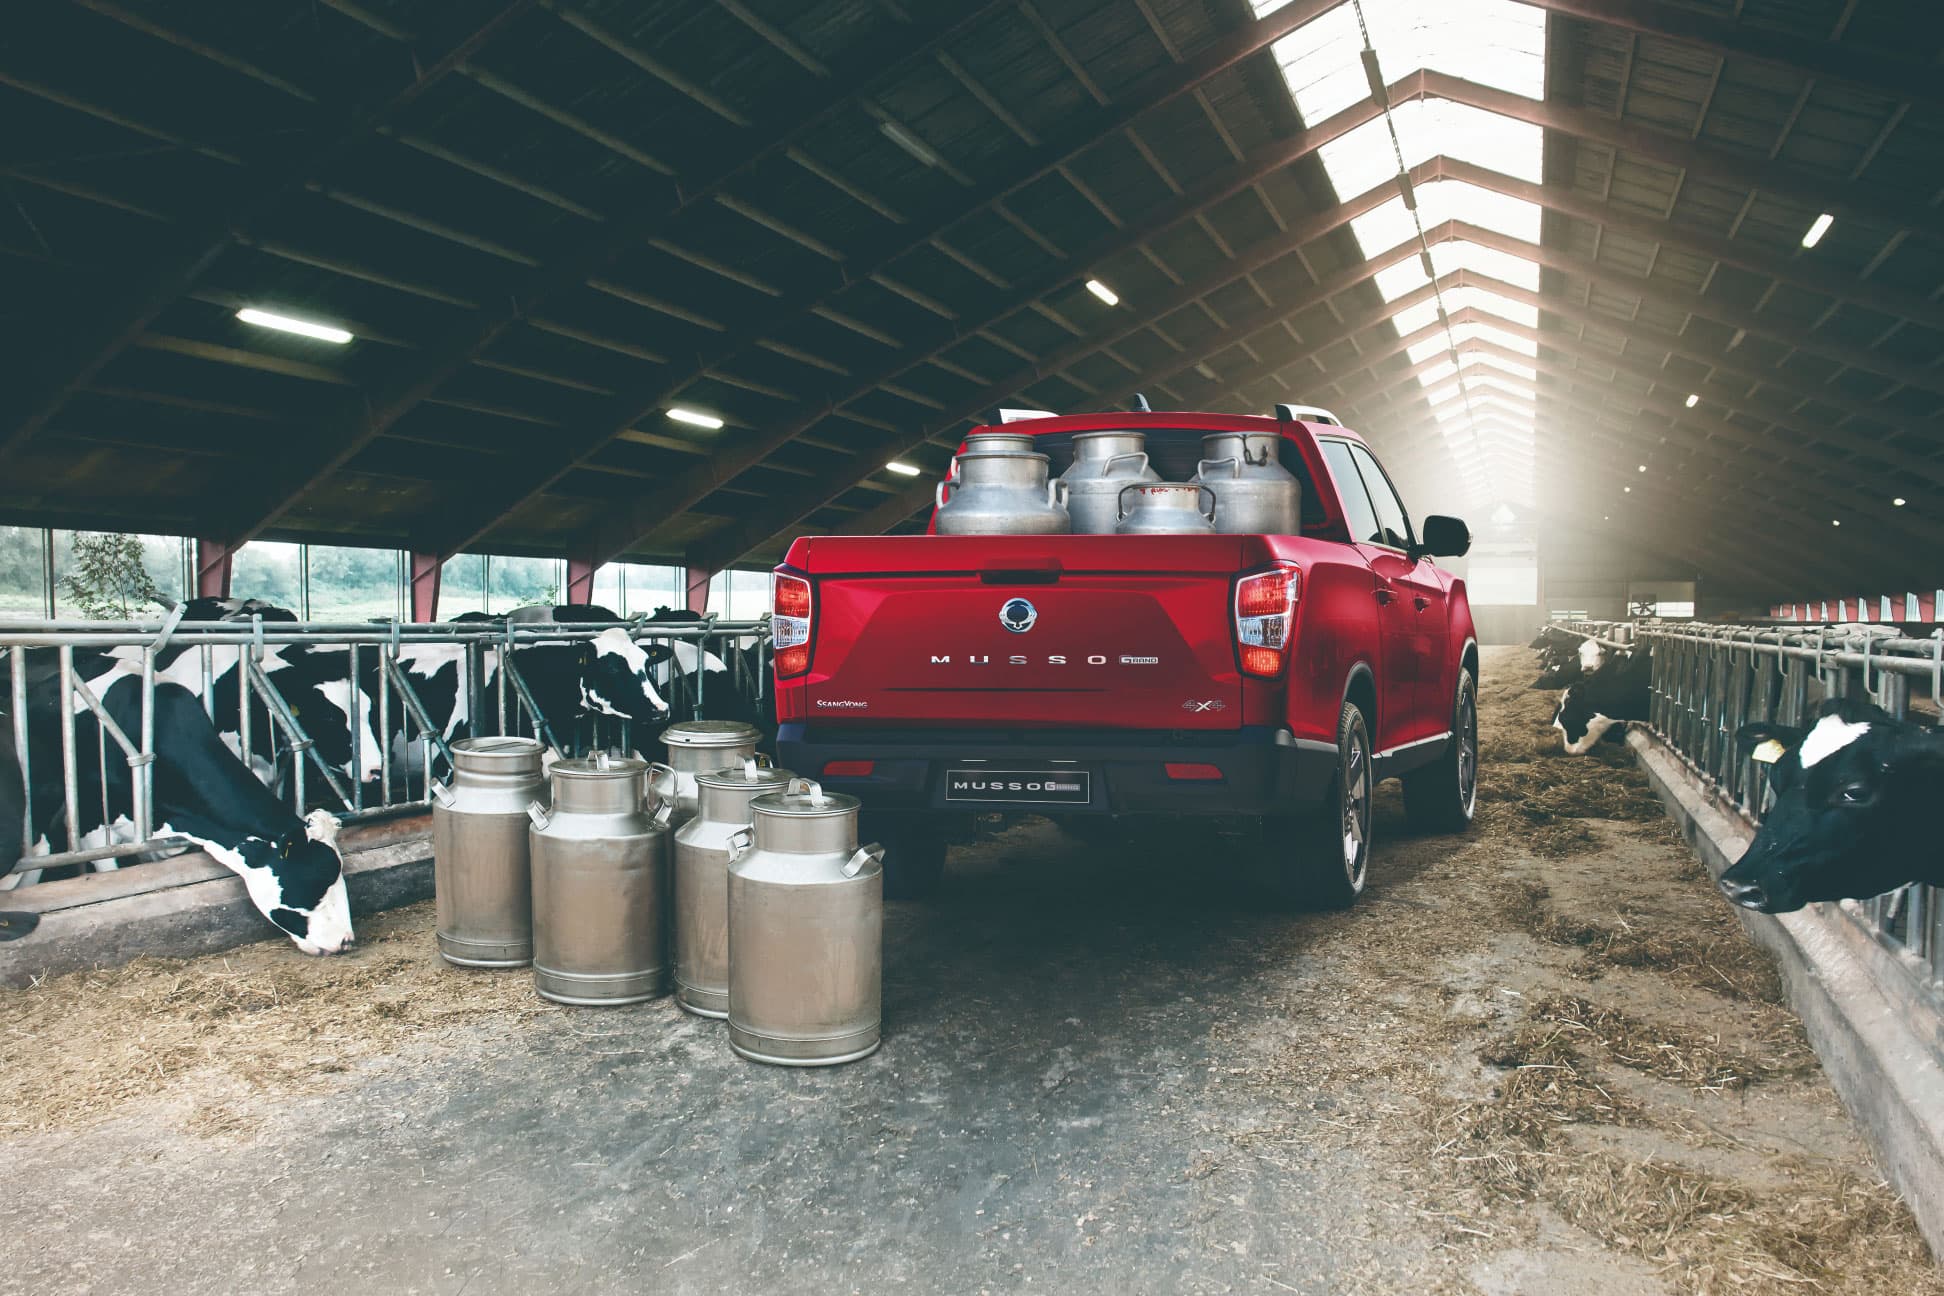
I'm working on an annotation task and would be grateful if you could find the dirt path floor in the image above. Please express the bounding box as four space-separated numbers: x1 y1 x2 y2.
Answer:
0 646 1937 1295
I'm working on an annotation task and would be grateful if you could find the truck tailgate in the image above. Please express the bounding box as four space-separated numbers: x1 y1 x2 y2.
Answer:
797 536 1248 730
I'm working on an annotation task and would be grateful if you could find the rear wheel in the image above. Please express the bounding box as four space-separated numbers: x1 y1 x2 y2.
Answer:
860 811 947 899
1403 669 1479 832
1261 700 1371 910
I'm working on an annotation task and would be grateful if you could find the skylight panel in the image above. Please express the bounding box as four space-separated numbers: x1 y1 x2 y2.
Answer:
1317 102 1543 187
1260 0 1545 120
1395 288 1539 335
1458 352 1538 381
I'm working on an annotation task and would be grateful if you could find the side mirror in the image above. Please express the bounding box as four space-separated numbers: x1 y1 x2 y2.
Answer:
1416 514 1471 559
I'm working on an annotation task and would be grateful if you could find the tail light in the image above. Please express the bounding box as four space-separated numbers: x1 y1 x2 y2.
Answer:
772 570 812 677
1234 564 1299 678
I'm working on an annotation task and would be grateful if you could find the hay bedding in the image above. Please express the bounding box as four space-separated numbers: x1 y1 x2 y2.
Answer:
0 900 548 1139
1222 647 1942 1294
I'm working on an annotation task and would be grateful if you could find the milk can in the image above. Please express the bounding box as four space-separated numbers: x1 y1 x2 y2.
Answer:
958 429 1036 458
526 753 673 1005
727 779 884 1066
934 451 1071 536
659 720 763 828
431 737 549 967
1115 482 1217 535
672 758 796 1018
1060 430 1158 534
1196 430 1301 534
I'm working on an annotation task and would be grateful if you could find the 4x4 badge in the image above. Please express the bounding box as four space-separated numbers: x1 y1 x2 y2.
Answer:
999 598 1038 633
1182 699 1227 712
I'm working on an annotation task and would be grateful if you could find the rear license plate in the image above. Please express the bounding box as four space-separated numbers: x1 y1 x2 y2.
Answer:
944 769 1091 806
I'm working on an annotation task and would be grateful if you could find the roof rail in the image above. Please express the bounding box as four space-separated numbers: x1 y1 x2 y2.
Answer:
993 407 1061 424
1274 403 1342 426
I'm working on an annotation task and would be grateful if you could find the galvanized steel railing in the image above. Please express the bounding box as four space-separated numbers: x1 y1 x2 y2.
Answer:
1549 617 1944 999
2 613 770 886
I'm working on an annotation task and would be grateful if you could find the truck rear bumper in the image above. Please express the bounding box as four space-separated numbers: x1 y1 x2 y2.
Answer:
776 723 1338 817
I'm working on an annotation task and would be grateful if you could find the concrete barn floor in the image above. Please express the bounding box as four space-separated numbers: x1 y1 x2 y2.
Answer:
0 647 1936 1295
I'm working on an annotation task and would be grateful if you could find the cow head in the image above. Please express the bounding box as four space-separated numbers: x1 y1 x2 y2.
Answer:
169 808 353 954
577 629 673 724
1720 699 1944 913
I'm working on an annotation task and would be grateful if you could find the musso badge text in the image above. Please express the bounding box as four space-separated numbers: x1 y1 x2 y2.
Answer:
928 654 1157 665
950 777 1083 794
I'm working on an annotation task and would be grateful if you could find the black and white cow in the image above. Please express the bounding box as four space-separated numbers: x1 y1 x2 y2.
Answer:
1722 697 1944 912
1533 636 1604 691
9 660 351 953
1553 646 1653 755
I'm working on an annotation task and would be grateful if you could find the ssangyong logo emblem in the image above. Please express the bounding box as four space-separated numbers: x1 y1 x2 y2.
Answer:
999 597 1038 633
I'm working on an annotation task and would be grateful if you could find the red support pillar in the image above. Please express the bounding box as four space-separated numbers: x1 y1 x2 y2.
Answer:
566 556 596 606
408 552 442 623
685 566 713 615
194 538 234 599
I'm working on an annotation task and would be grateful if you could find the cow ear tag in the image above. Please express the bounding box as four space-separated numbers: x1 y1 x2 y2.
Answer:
1752 739 1787 765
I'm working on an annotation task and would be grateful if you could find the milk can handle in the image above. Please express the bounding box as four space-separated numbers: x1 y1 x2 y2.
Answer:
1117 481 1140 523
844 842 886 878
935 479 953 511
645 760 678 807
727 826 753 863
527 801 551 830
1196 484 1217 522
652 799 673 827
1197 455 1239 480
429 780 454 808
1048 479 1068 509
1104 451 1149 477
784 776 828 806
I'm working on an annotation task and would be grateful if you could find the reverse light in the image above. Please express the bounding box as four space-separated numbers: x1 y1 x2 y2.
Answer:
772 571 812 676
1234 564 1300 678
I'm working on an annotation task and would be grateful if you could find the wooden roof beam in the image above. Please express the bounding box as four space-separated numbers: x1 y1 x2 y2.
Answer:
0 0 539 473
1422 69 1944 244
213 1 1019 549
1522 0 1944 116
428 0 1371 560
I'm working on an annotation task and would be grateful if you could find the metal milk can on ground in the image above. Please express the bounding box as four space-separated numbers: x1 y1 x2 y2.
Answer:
659 720 763 828
727 779 884 1066
432 736 549 968
672 758 796 1018
527 752 674 1006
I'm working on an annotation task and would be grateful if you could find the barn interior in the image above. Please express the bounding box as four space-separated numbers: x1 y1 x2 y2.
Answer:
3 2 1943 1292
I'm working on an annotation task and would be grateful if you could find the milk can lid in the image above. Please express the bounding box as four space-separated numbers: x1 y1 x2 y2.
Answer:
695 758 794 790
750 778 860 818
550 752 648 781
659 720 762 749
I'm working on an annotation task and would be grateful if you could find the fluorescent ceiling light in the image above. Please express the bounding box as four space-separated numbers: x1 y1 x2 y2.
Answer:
1624 486 1632 493
236 307 352 344
1894 497 1907 507
1195 362 1218 380
1084 279 1119 306
1801 213 1834 248
667 407 724 429
885 461 920 476
1831 518 1841 526
879 121 940 168
1637 464 1647 472
1684 393 1699 408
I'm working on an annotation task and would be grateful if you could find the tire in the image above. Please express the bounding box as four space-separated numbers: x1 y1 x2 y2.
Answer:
860 811 947 900
1261 700 1372 910
1403 669 1479 833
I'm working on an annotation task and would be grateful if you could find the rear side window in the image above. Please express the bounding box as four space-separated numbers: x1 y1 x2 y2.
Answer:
1319 440 1382 545
1349 445 1414 551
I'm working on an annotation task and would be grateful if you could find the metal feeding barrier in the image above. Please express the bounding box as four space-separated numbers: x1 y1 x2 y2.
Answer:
1 613 771 886
1548 617 1944 1001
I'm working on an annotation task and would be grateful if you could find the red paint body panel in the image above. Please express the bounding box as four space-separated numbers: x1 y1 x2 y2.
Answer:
775 412 1475 811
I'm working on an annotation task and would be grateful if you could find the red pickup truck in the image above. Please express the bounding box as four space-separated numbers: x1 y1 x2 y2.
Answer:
770 408 1478 907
